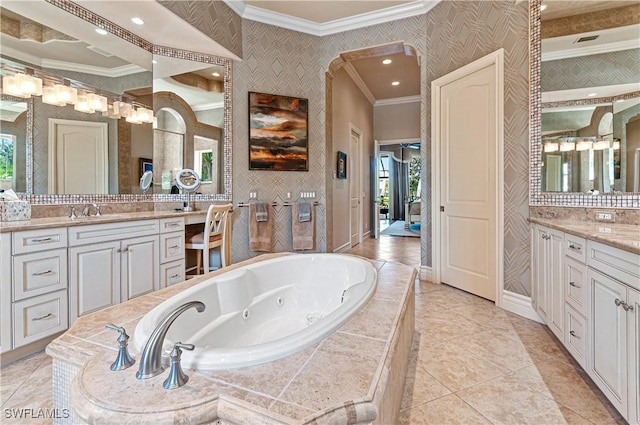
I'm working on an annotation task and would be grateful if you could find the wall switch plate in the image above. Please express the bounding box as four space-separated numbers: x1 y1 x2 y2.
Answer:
595 211 615 222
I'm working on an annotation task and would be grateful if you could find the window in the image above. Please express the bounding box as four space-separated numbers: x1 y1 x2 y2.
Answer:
194 149 213 182
0 133 15 183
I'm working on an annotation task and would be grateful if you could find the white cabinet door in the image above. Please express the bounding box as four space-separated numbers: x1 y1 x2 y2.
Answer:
121 235 159 301
589 268 628 414
628 288 640 425
69 241 120 322
548 229 564 339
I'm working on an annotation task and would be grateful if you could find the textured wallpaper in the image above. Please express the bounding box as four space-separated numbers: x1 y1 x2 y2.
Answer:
184 0 531 296
542 49 640 92
157 0 243 60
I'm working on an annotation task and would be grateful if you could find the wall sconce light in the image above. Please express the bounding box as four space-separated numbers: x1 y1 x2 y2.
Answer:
74 93 95 113
87 93 108 112
575 140 593 151
559 141 574 152
592 140 611 150
544 142 559 152
612 140 620 150
2 73 42 98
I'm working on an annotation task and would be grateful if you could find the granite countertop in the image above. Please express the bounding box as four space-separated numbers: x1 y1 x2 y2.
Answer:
46 254 416 424
528 217 640 255
0 210 207 233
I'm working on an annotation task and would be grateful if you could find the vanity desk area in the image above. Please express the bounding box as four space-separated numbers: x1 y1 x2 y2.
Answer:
0 208 216 365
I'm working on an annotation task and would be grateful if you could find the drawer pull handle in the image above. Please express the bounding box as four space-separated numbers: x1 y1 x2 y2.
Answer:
117 248 130 253
32 313 53 321
569 281 581 288
568 244 581 251
32 270 54 276
169 245 179 249
170 274 180 279
622 302 634 312
569 330 580 339
31 237 53 243
615 298 622 307
168 223 180 227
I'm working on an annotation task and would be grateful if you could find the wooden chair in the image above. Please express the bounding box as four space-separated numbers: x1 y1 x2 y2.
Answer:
185 203 232 275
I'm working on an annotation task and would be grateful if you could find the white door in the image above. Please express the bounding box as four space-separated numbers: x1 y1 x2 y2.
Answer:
350 127 362 247
48 119 108 194
545 155 562 192
432 50 503 302
373 140 381 238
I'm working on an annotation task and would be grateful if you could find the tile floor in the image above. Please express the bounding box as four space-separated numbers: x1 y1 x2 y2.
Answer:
1 235 623 424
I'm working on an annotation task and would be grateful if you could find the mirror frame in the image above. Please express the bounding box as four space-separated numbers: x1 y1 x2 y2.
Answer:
529 0 640 208
19 0 232 204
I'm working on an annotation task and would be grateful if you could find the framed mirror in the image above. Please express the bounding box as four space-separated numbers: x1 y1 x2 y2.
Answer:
530 0 640 206
0 0 232 203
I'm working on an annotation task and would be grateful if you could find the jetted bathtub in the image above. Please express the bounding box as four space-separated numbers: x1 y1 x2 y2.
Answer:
133 254 377 370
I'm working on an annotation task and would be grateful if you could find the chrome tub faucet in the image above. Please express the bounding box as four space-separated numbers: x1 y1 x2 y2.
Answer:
136 301 205 380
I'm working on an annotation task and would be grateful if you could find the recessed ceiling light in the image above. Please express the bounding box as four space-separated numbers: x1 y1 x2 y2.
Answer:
391 81 400 86
587 93 597 97
540 4 547 11
382 59 392 65
95 28 108 35
131 17 144 25
212 72 221 77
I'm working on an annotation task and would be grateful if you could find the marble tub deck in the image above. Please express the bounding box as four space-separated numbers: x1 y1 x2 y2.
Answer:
46 253 416 424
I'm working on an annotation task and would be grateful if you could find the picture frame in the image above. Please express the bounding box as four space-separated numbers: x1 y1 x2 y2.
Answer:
337 151 347 179
248 91 309 171
139 157 152 178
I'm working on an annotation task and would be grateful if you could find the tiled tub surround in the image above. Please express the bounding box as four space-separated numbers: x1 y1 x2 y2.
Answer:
46 253 416 424
528 217 640 254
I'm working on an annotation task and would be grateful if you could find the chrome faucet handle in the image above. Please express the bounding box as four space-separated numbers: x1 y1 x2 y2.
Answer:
163 342 195 390
81 204 91 217
105 324 135 371
68 205 77 220
92 203 103 217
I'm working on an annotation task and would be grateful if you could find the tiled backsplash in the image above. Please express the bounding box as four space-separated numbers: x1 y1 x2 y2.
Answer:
530 206 640 225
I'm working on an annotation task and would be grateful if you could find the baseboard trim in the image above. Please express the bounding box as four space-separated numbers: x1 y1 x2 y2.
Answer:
333 242 350 253
419 266 433 282
501 290 544 323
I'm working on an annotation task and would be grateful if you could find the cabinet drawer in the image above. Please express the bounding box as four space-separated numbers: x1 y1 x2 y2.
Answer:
68 220 159 246
13 249 68 301
13 290 68 348
160 232 184 264
565 257 587 315
13 228 67 255
565 234 586 264
587 240 640 290
564 305 587 370
160 217 185 234
160 260 185 287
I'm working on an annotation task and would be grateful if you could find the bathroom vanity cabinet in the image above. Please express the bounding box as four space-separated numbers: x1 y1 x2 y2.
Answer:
0 214 188 363
530 221 640 424
531 224 564 339
68 220 160 322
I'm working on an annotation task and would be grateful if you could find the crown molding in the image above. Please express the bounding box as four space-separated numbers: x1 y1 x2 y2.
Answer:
542 39 640 61
343 63 376 105
223 0 439 36
375 95 421 107
192 101 225 112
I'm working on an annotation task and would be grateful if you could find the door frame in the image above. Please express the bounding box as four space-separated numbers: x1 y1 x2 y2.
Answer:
349 124 364 246
431 48 505 306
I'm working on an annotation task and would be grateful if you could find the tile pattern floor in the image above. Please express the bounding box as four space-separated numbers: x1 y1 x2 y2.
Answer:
1 235 624 424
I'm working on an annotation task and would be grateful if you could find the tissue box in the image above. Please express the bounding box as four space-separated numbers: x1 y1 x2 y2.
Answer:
0 200 31 221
